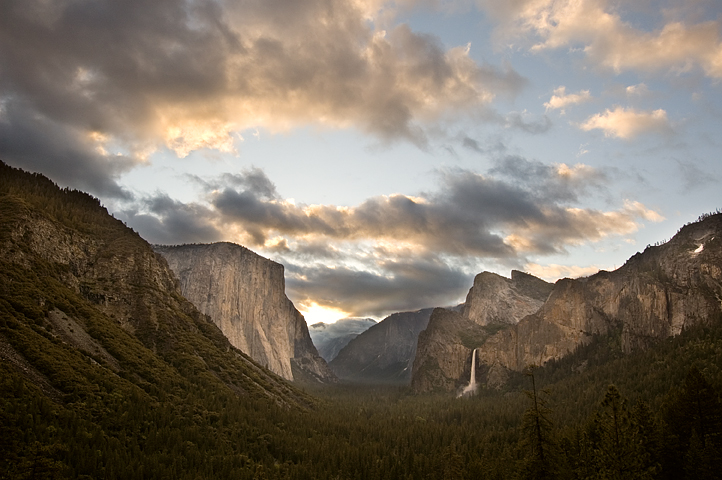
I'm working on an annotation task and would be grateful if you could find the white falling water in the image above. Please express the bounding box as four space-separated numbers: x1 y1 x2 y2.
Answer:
460 348 477 397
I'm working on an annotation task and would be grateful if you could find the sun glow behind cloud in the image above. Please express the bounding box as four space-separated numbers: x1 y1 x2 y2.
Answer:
298 301 350 325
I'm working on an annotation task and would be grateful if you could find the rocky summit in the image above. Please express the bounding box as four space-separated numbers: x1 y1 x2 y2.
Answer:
412 213 722 393
155 243 335 383
412 271 553 393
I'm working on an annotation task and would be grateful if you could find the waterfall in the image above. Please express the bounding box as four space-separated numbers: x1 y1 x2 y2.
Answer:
460 348 477 397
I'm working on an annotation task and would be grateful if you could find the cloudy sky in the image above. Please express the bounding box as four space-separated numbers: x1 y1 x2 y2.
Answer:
2 0 721 323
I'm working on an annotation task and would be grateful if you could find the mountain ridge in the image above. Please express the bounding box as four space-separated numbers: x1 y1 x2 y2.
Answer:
330 308 435 384
308 317 377 362
412 212 722 393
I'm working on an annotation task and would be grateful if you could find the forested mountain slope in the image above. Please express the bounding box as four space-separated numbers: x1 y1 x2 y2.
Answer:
0 161 314 478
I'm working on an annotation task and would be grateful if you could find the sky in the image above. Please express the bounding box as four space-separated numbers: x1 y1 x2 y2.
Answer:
1 0 721 324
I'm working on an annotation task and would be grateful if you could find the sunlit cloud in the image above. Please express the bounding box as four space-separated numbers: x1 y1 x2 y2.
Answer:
297 301 349 325
478 0 722 78
579 107 672 139
626 83 650 97
119 161 663 318
544 86 591 113
0 0 529 194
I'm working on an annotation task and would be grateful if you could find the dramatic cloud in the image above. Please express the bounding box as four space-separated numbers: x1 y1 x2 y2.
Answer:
544 86 591 113
0 0 526 192
478 0 722 78
121 194 223 245
121 161 661 317
580 107 672 139
207 163 633 258
2 0 701 322
0 99 135 199
284 254 472 317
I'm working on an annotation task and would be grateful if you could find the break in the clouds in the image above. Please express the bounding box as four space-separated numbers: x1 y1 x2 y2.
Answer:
284 255 472 318
120 159 661 318
0 0 525 191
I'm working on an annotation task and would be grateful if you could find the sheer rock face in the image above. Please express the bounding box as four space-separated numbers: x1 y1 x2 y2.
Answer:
411 271 552 393
412 214 722 392
477 214 722 378
410 309 475 393
155 243 334 382
1 161 316 408
463 270 553 326
330 309 433 384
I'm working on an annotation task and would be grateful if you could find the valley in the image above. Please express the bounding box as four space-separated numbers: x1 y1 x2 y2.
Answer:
1 160 721 479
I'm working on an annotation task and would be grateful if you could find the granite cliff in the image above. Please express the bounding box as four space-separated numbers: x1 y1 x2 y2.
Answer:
0 160 312 410
330 308 434 384
463 270 554 326
412 213 722 393
412 272 552 393
154 243 335 382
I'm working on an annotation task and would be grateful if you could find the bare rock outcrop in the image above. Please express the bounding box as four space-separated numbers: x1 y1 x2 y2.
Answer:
412 213 722 393
412 271 551 393
411 309 478 393
155 243 335 382
463 270 553 326
475 214 722 379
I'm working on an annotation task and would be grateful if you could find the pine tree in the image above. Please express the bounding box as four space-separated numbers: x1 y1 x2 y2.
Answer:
517 367 558 480
589 385 656 480
662 367 722 480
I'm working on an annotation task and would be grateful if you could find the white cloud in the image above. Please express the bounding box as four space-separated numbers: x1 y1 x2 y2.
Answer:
478 0 722 78
625 83 650 97
544 86 591 113
579 107 672 139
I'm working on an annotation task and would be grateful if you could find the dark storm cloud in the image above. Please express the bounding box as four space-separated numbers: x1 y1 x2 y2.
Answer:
125 164 657 317
120 193 222 245
284 254 472 317
0 99 134 199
